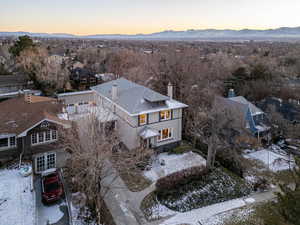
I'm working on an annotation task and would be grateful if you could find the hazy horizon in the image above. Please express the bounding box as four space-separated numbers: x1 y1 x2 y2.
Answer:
1 0 300 35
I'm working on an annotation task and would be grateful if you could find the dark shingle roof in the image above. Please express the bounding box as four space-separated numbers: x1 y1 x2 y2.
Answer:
0 96 69 135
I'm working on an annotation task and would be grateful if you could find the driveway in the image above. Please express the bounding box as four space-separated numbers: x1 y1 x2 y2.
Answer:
34 175 69 225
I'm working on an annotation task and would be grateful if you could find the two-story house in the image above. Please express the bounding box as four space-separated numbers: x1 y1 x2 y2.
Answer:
91 78 188 151
0 94 70 173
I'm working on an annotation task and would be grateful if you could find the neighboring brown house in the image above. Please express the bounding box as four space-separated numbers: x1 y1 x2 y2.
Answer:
0 94 71 173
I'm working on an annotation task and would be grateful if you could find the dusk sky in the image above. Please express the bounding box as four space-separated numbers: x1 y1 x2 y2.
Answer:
1 0 300 35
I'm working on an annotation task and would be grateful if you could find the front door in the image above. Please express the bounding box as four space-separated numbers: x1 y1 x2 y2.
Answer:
140 138 149 149
35 152 56 173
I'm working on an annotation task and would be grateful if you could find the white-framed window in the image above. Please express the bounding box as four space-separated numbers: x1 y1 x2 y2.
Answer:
52 130 57 140
45 130 51 141
157 128 172 142
139 114 147 126
38 132 44 143
9 137 16 146
31 130 58 145
0 136 16 149
35 152 56 173
31 133 38 144
160 110 171 121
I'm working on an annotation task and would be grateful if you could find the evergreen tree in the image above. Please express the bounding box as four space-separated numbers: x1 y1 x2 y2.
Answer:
9 35 34 57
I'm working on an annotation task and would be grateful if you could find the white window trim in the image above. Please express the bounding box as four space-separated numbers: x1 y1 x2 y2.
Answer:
35 152 56 173
139 114 147 126
0 136 16 150
31 130 58 146
160 110 171 121
157 128 173 142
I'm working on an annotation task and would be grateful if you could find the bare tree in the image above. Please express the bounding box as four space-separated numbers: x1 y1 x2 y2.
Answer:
189 96 245 169
61 113 120 223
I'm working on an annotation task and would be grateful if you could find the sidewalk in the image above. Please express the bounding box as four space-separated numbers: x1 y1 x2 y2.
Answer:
159 187 278 225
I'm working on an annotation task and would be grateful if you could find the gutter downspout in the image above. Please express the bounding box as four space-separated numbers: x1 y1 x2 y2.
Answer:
18 136 25 168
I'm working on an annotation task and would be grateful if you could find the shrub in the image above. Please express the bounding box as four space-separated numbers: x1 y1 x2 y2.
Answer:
156 168 252 212
156 166 207 192
169 144 192 154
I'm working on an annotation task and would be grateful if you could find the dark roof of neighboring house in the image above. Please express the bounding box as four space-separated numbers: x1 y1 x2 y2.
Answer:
258 97 300 121
0 75 28 88
0 95 70 136
214 96 249 123
71 68 93 79
91 78 187 115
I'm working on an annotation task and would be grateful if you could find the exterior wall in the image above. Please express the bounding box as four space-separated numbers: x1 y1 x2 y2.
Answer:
118 110 183 150
32 148 70 174
58 92 95 105
58 92 96 114
145 117 182 147
117 118 140 150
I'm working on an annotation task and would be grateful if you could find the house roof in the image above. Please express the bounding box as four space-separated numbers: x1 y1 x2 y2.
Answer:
91 78 187 115
0 95 70 136
228 96 264 115
214 96 249 123
139 127 160 139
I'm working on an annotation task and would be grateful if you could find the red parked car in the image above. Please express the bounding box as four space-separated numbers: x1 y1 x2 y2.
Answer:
41 169 64 204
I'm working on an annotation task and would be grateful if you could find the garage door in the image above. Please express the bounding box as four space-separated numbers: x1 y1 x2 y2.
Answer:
35 152 56 173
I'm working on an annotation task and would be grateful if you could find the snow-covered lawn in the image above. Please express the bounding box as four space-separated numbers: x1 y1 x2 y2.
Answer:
244 145 295 172
0 168 35 225
144 151 206 181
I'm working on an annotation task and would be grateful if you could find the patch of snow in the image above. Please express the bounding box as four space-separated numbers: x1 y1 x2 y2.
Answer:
40 202 65 224
0 168 35 225
244 146 295 172
244 198 255 204
160 198 246 225
144 151 206 181
71 193 98 225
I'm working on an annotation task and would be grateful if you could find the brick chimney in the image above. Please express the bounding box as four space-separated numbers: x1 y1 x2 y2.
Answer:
24 93 32 104
167 82 173 99
112 83 118 101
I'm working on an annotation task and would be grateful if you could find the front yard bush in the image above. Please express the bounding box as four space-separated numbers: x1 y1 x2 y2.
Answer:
156 168 252 212
156 166 207 192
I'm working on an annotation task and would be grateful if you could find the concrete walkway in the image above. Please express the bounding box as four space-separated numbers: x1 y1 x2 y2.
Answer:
159 187 279 225
101 161 148 225
102 158 280 225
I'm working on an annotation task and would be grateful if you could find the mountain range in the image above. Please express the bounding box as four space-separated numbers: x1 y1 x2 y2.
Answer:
1 27 300 40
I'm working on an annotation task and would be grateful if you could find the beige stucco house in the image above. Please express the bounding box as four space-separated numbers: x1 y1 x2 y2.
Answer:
91 78 188 150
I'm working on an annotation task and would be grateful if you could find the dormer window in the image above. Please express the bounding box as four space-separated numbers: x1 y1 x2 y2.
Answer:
31 130 58 145
160 110 171 121
139 114 147 126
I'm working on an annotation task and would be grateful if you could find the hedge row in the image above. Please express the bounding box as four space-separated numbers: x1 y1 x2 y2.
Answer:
156 166 207 192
